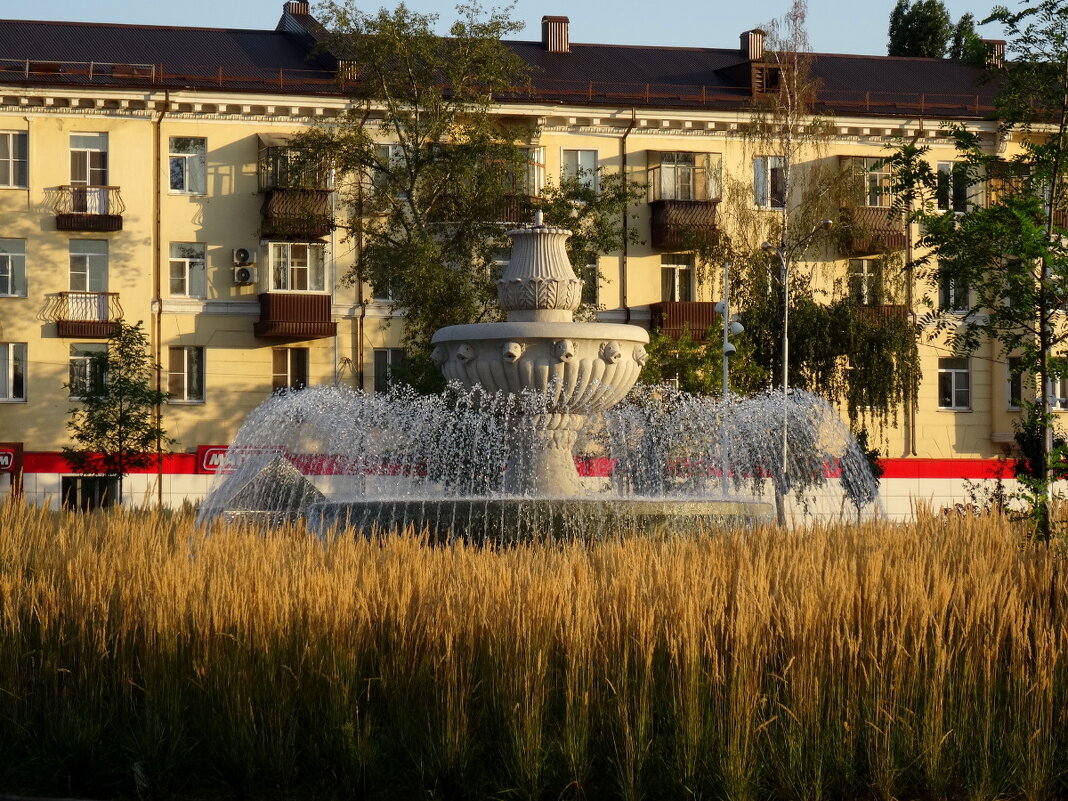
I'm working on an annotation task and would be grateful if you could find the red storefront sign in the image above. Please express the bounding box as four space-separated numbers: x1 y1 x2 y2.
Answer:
196 446 229 474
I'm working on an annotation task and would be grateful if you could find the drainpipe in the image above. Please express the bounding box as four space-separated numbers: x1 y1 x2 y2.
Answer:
152 90 169 505
620 109 636 323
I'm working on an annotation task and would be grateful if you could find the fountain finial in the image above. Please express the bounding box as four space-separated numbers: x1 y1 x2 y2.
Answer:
497 213 584 322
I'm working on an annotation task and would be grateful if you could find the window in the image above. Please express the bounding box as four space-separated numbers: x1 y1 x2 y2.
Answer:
69 133 108 213
0 343 25 401
661 254 694 302
938 357 970 410
62 476 117 511
69 240 108 292
562 149 598 190
269 242 325 291
848 259 881 305
581 260 599 306
169 137 206 194
939 274 968 312
0 239 26 297
650 152 721 201
168 346 204 402
168 242 206 297
0 132 27 188
1008 357 1026 410
754 156 786 209
844 156 893 207
272 347 308 391
937 162 970 213
374 348 407 393
69 343 107 398
1051 374 1068 411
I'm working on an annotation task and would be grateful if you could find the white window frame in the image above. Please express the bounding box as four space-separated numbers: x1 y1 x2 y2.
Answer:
168 346 205 403
70 133 109 214
168 137 207 195
168 242 206 297
846 156 893 207
661 254 694 303
1050 375 1068 411
848 259 879 305
561 149 598 190
0 342 26 401
273 347 308 392
939 274 968 313
69 240 108 293
938 357 971 410
936 161 977 213
268 242 326 292
0 131 27 189
68 343 107 399
0 239 26 297
754 155 786 209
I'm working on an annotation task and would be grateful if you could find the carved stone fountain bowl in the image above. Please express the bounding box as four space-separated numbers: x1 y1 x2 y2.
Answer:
431 321 650 413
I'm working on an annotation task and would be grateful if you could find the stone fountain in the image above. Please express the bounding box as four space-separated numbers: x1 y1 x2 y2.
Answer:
429 213 649 498
289 214 776 539
196 215 897 539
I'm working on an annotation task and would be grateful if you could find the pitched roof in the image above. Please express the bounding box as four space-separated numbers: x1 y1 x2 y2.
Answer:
0 14 998 118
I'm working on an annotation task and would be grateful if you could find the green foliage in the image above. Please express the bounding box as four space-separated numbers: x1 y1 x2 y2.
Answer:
294 2 645 387
638 328 767 396
949 13 986 63
887 0 1068 538
887 0 953 57
62 321 172 502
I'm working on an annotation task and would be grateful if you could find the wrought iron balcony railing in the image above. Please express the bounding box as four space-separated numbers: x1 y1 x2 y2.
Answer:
43 291 122 338
261 188 333 240
50 185 125 231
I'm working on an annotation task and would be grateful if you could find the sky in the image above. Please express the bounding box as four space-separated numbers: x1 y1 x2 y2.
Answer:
8 0 1006 57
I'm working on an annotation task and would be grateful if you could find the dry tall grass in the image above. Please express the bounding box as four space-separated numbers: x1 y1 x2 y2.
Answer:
0 501 1064 800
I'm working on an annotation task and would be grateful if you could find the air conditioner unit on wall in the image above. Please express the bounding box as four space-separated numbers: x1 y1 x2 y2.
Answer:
232 247 257 266
233 266 258 285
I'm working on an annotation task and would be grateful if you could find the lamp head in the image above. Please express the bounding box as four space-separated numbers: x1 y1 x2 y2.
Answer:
819 218 833 230
760 241 775 252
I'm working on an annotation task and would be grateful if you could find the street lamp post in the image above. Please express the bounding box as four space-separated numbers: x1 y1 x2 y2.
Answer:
760 219 832 524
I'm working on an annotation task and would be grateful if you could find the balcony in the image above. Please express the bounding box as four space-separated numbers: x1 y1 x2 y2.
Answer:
44 291 122 338
253 292 336 339
840 206 906 256
649 301 718 340
50 185 125 232
261 189 333 240
649 200 719 250
855 303 911 326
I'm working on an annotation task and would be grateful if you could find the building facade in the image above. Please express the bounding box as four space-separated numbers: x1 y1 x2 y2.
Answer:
0 3 1031 513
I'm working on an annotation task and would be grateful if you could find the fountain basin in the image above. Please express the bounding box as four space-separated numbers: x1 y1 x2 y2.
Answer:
432 322 649 412
307 496 775 542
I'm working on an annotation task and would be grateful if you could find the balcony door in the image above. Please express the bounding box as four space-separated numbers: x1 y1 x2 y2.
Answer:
70 133 109 214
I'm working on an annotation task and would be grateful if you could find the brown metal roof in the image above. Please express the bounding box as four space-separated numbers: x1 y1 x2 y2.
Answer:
0 15 999 117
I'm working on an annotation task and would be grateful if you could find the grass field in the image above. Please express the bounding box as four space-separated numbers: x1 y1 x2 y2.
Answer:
0 501 1064 800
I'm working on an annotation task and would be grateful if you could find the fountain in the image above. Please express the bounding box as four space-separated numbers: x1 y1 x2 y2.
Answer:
198 217 881 539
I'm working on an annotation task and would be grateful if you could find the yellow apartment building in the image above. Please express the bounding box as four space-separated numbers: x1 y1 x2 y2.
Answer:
0 2 1030 511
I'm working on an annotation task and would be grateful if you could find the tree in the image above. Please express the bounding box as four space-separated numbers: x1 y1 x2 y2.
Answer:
294 2 644 391
950 13 986 63
887 0 1068 537
684 0 919 428
888 0 953 58
63 320 172 505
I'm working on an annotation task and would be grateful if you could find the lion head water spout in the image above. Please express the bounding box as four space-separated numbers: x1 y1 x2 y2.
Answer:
430 212 649 497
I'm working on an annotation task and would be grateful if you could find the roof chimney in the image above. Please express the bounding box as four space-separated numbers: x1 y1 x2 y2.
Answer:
740 29 765 62
984 39 1006 69
285 1 310 15
542 16 570 53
